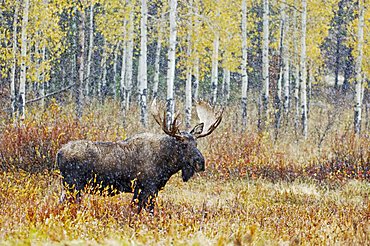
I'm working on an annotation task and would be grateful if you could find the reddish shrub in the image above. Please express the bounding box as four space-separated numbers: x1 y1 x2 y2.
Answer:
304 133 370 182
0 101 125 173
203 129 369 183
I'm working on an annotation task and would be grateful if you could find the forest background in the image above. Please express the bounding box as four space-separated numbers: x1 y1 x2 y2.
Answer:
0 0 369 244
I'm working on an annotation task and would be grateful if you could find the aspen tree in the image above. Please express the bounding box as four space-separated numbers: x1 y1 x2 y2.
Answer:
283 0 290 115
211 34 219 106
71 6 78 100
166 0 177 124
185 0 193 129
125 4 134 110
19 0 30 120
40 46 46 108
241 0 248 131
120 23 127 102
275 0 287 133
354 0 364 134
193 59 200 102
293 0 300 131
76 7 85 119
100 39 107 99
192 3 200 103
138 0 148 127
120 40 127 125
95 0 131 103
10 3 18 117
152 12 165 101
86 2 94 98
34 39 41 98
261 0 269 130
300 0 308 138
113 43 119 100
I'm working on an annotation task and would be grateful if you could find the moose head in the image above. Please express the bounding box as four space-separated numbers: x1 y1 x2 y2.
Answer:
152 101 223 181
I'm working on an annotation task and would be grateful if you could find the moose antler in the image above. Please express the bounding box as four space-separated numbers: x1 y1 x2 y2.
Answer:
194 101 223 139
151 99 183 139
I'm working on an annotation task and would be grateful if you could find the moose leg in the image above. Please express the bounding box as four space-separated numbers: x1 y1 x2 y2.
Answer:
137 190 149 213
131 185 139 203
137 188 157 214
147 191 158 214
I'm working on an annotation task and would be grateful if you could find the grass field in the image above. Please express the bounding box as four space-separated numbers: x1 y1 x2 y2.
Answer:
0 101 369 245
0 171 369 245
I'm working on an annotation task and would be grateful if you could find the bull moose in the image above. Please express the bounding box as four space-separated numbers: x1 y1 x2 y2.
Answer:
56 102 223 213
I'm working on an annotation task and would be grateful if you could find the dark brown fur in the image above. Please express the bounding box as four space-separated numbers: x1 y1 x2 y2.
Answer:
57 132 204 212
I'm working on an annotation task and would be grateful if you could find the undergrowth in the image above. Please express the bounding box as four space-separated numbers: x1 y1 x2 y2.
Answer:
1 100 368 182
204 127 369 183
0 171 368 244
0 100 126 172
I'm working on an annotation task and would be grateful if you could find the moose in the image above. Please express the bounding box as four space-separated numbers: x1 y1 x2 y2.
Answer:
56 102 223 213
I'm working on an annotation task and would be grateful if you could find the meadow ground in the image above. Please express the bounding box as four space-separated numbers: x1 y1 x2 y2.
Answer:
0 101 369 245
0 171 369 245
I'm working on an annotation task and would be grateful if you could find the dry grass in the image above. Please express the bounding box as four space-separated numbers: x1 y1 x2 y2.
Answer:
0 100 369 245
0 171 368 245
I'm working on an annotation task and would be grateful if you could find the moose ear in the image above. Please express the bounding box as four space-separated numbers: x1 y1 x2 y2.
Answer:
190 123 204 136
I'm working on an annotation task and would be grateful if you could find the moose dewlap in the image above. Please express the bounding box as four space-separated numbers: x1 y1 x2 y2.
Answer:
57 102 223 213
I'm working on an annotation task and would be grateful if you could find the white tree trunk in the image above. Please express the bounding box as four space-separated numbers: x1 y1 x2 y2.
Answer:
282 0 290 114
152 36 161 100
138 0 148 127
283 61 290 113
211 34 219 105
193 57 200 102
166 0 177 124
192 4 200 103
300 0 308 138
19 0 30 120
354 0 364 134
307 67 311 115
40 45 46 108
153 12 164 101
85 3 94 99
10 3 18 117
241 0 248 130
185 11 193 129
71 6 77 100
293 0 300 130
261 0 269 129
125 6 134 110
113 44 120 100
76 8 85 119
185 65 192 129
120 21 127 126
34 40 40 97
275 0 287 131
100 40 107 100
120 39 127 103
